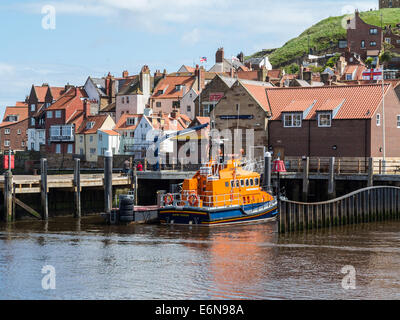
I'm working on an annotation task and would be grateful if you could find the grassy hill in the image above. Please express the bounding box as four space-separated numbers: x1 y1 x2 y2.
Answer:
250 8 400 68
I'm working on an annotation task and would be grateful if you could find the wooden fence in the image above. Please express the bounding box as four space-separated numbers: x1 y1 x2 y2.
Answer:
278 186 400 233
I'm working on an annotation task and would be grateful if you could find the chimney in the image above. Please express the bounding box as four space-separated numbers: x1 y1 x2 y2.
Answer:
83 99 90 119
170 111 177 119
122 70 129 78
230 68 235 78
303 70 312 84
257 68 268 82
216 48 224 63
163 69 167 78
320 73 330 85
238 52 244 63
105 72 113 97
140 65 151 96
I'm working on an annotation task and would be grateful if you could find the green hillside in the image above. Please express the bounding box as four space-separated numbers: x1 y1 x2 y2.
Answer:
251 8 400 68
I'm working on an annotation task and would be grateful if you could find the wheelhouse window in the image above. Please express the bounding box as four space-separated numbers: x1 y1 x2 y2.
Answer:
318 113 332 127
283 113 302 128
255 178 259 186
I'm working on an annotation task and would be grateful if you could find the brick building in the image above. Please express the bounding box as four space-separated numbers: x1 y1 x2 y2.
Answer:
340 11 382 62
380 0 400 8
0 103 28 154
265 84 400 159
44 87 88 154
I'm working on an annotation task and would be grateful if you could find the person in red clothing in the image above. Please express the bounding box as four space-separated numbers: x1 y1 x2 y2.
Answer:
137 162 143 172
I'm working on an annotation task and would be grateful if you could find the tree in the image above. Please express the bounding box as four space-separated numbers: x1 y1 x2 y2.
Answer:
379 50 393 68
285 63 300 75
365 57 374 68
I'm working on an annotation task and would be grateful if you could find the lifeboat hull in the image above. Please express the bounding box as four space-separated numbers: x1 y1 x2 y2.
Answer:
158 201 278 226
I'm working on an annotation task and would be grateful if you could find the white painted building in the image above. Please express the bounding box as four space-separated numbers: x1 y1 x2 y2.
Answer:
97 129 121 156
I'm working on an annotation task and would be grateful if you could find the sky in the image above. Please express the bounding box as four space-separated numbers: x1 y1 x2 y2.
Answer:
0 0 378 118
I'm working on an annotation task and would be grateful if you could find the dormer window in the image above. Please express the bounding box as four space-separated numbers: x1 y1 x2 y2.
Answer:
318 112 332 127
175 85 183 91
86 121 95 130
5 115 18 122
158 90 164 95
126 117 137 126
283 113 302 128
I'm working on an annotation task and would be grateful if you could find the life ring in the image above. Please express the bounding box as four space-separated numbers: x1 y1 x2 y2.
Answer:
164 194 174 206
188 194 199 207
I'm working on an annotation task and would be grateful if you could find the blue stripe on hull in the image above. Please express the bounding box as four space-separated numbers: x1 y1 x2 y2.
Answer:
159 203 278 226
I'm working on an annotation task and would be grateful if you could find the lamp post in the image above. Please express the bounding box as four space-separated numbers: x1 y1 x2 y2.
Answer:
272 158 287 203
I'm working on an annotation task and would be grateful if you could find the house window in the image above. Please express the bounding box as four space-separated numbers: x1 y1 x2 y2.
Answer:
361 40 365 48
346 74 352 80
99 134 103 142
126 96 130 104
318 113 332 127
377 114 381 126
90 135 94 143
30 118 35 126
370 28 378 35
86 122 94 130
385 38 391 44
55 110 62 118
30 104 35 112
4 140 10 147
397 115 400 128
90 148 96 155
67 144 73 154
283 113 302 128
187 105 191 112
122 97 125 104
127 117 137 126
56 144 61 154
236 103 240 112
22 141 25 147
370 41 377 47
47 111 53 118
80 136 83 143
80 148 84 155
4 128 10 135
17 129 21 135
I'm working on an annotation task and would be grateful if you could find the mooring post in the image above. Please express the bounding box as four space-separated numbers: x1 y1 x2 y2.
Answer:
264 152 272 192
368 157 374 187
74 158 81 218
134 166 138 206
40 158 48 220
104 150 113 214
302 157 309 202
4 171 13 223
328 157 336 199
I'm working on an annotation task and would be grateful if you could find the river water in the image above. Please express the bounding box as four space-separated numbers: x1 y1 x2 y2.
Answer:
0 217 399 300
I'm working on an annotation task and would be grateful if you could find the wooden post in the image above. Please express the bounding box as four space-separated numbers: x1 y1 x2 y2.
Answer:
302 157 309 202
104 151 113 214
74 158 81 218
328 157 336 199
134 166 138 206
368 158 374 187
40 158 48 220
4 171 13 223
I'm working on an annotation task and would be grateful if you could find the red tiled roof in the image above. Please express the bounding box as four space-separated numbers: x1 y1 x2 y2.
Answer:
282 100 316 112
34 86 48 102
77 115 108 134
47 87 87 111
242 82 273 111
49 87 66 101
151 76 196 99
99 129 120 136
114 114 143 131
0 105 29 127
316 99 345 111
266 84 391 121
195 116 210 125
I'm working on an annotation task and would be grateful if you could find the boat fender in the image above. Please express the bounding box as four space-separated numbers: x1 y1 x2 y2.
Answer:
188 194 199 207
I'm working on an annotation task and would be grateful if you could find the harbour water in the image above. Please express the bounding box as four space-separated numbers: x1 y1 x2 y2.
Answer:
0 216 399 300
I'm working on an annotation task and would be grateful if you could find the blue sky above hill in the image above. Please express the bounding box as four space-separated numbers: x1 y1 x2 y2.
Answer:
0 0 377 117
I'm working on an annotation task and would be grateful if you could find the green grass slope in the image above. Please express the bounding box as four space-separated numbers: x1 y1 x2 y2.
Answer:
256 8 400 68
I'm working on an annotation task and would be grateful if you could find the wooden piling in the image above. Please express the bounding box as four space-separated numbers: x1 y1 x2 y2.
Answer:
74 158 81 218
368 158 374 187
4 171 13 223
328 157 335 199
104 151 113 214
302 157 309 202
134 166 138 206
40 158 48 220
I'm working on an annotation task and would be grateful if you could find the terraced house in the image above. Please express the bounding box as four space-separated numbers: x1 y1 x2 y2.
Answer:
75 114 115 162
0 102 28 153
